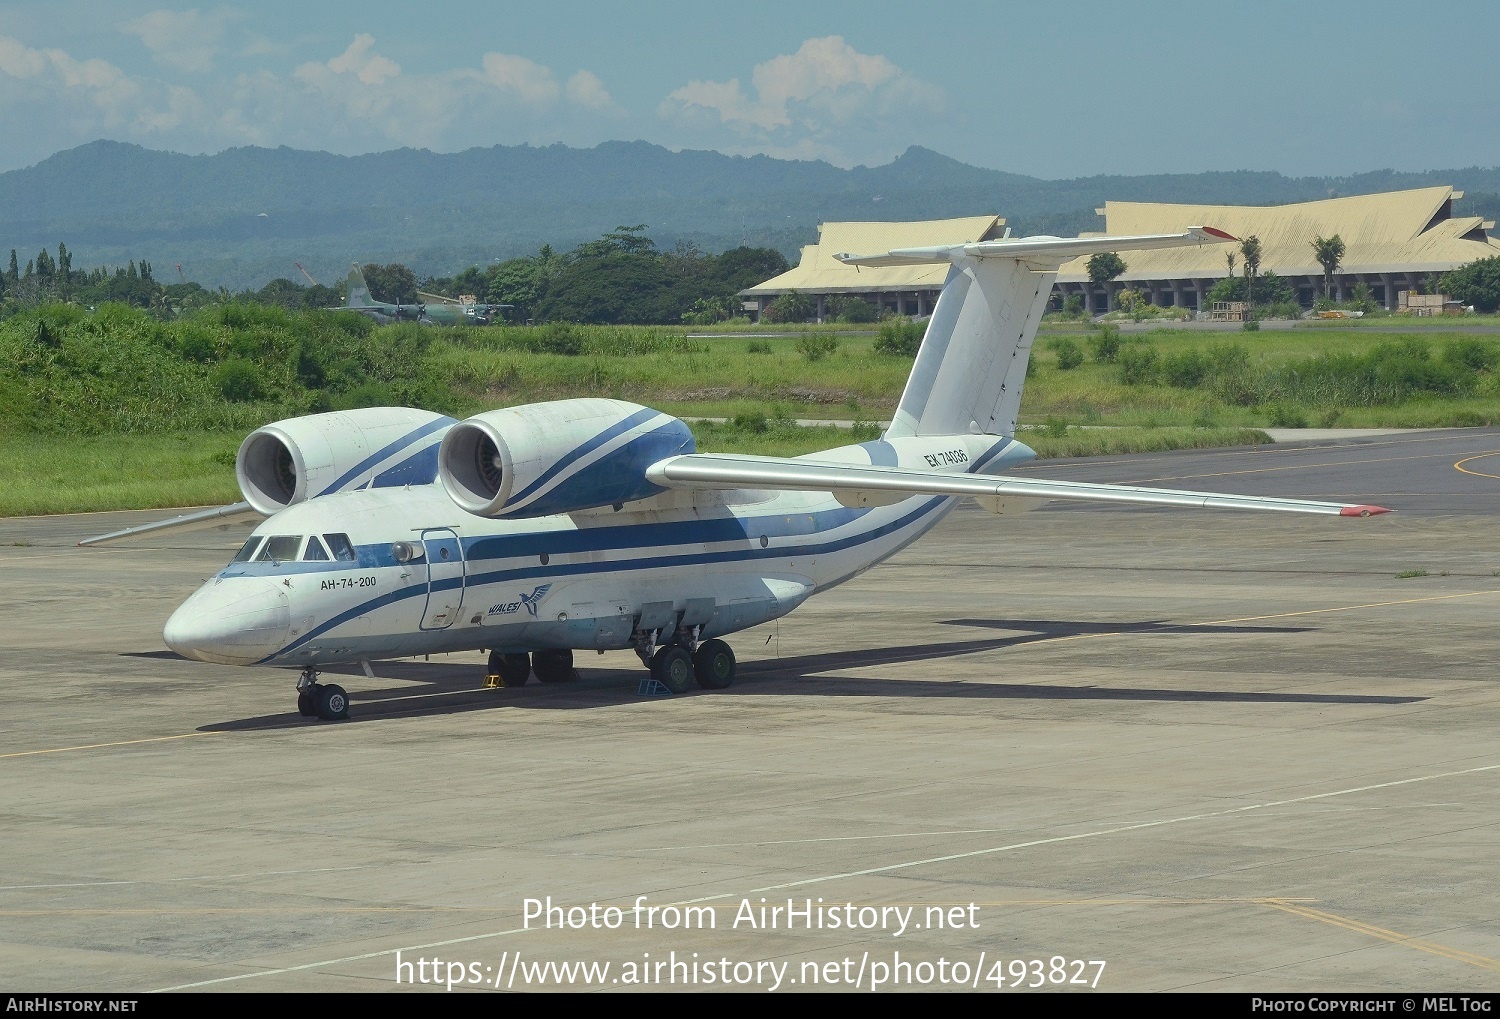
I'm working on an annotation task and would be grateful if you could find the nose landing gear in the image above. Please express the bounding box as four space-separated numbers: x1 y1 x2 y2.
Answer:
296 667 349 721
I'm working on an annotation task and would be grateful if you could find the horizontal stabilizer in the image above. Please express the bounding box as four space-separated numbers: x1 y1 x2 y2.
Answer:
836 226 1236 269
646 453 1390 518
79 502 264 547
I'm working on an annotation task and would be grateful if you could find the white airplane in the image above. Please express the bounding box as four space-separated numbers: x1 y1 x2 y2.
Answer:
84 227 1389 721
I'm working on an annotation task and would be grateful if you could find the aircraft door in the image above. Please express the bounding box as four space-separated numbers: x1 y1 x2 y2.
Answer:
420 528 466 630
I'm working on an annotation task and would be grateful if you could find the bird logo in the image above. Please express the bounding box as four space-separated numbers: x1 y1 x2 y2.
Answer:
519 584 552 618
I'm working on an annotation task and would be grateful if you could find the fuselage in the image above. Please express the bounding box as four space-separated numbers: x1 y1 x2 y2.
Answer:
163 434 1034 668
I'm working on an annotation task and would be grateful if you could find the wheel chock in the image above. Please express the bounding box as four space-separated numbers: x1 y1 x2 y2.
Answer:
484 674 503 690
636 678 673 697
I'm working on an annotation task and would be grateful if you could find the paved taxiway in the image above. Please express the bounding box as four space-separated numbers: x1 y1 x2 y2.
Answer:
2 429 1499 991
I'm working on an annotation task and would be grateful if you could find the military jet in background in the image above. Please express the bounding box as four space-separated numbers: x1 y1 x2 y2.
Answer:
342 265 510 325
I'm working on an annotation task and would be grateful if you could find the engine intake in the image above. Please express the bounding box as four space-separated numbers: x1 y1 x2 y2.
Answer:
236 407 455 515
440 399 695 518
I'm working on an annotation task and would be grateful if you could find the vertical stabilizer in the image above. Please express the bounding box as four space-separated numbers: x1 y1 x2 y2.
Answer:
834 228 1235 440
346 264 373 308
887 258 1054 437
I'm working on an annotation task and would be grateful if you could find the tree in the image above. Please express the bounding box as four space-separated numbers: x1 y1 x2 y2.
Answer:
1226 249 1237 279
361 263 419 304
1086 252 1127 312
1239 235 1263 310
1442 256 1500 312
1206 271 1297 308
1311 234 1345 300
762 290 813 324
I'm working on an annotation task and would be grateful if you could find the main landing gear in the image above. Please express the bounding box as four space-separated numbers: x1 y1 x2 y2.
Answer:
635 627 737 694
296 667 349 721
485 649 579 688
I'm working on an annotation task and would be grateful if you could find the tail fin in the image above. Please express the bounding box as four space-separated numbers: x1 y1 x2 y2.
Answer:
346 264 373 308
837 228 1235 438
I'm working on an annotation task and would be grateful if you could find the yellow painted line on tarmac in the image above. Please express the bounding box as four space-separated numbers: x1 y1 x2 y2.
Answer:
1265 900 1500 973
0 731 221 760
1454 452 1500 480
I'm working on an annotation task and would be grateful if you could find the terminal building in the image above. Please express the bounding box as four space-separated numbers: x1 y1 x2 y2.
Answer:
742 187 1500 318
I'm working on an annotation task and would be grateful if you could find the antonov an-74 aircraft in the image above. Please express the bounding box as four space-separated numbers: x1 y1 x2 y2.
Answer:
85 228 1389 720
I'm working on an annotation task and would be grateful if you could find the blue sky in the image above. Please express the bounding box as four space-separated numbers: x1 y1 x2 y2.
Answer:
2 1 1496 177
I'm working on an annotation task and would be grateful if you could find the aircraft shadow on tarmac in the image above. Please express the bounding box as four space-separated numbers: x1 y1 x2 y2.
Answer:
160 617 1424 732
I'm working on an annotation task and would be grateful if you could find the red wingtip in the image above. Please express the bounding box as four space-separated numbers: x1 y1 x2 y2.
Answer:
1201 225 1237 240
1340 505 1393 517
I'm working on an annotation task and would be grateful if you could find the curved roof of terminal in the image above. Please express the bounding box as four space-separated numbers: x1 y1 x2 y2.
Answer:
742 215 1004 296
1057 186 1500 282
743 189 1498 295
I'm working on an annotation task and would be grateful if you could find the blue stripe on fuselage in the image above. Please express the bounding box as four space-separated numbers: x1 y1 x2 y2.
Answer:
251 436 1017 662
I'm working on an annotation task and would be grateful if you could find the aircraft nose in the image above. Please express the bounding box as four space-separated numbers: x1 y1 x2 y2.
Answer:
164 577 292 666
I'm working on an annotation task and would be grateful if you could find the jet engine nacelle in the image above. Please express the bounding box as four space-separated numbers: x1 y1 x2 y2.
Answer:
236 407 456 515
439 399 696 518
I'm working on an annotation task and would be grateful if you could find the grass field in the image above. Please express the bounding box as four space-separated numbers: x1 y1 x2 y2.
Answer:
0 423 1274 518
2 310 1497 516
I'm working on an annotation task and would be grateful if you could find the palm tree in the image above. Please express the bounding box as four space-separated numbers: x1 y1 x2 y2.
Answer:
1312 234 1345 301
1226 250 1237 280
1240 235 1263 310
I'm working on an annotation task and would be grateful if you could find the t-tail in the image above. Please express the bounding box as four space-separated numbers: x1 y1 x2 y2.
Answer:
836 227 1238 439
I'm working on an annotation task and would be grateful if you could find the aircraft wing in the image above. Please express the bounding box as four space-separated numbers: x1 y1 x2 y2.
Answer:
78 502 265 547
835 226 1236 269
645 453 1391 517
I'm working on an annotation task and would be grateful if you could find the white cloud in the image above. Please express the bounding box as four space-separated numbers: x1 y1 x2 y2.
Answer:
660 36 944 165
565 69 616 111
321 33 400 86
0 26 626 168
122 8 240 74
478 53 559 104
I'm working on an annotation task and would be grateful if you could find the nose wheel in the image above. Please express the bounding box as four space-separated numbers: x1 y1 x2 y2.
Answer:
296 668 349 721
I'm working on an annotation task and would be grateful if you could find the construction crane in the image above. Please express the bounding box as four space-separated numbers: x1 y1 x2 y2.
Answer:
294 262 320 287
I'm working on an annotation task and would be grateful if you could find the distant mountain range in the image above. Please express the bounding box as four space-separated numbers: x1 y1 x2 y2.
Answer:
3 139 1498 290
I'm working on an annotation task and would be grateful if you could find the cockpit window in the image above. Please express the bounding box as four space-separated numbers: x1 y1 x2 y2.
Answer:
303 536 330 561
230 536 264 563
324 533 357 562
256 535 301 563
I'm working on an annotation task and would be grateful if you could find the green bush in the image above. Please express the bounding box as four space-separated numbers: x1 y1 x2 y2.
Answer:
829 297 878 323
1087 322 1121 363
1161 349 1209 387
873 318 924 357
1444 338 1500 374
1049 337 1083 370
1119 345 1159 385
212 358 262 402
1265 404 1309 428
731 410 769 433
796 333 840 362
1242 318 1261 331
746 340 772 354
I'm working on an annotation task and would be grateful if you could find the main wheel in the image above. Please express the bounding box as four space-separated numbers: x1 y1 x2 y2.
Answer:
297 689 317 717
315 683 349 721
490 650 532 687
533 649 576 683
650 645 695 694
692 639 736 689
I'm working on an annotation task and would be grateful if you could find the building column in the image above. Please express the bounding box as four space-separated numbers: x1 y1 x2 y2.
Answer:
1380 273 1395 311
